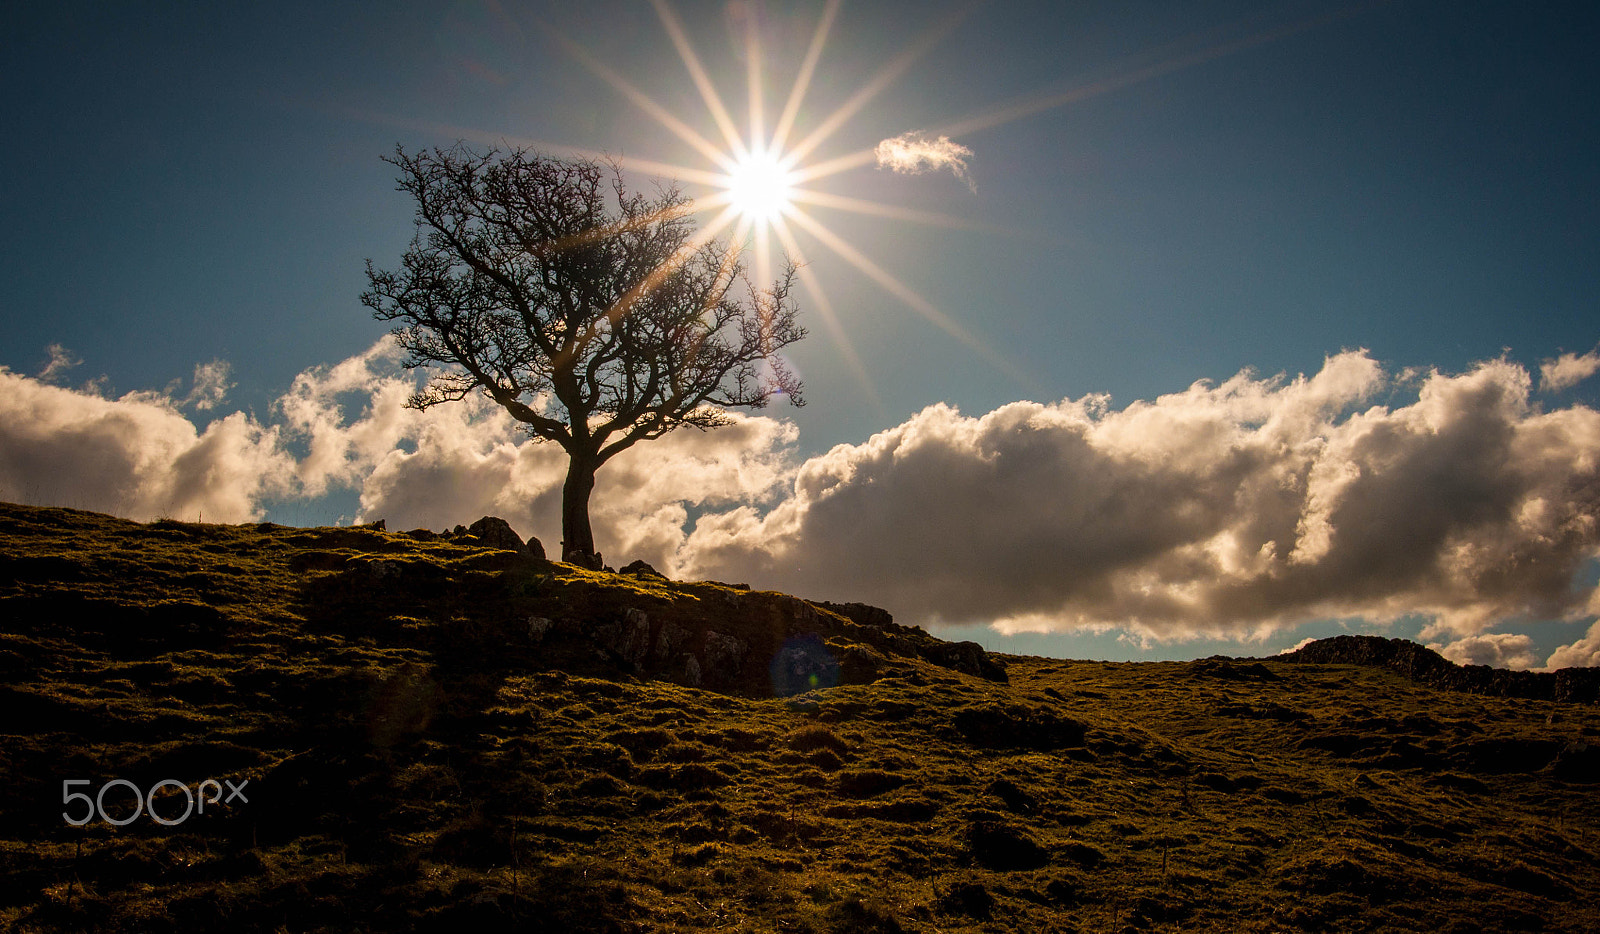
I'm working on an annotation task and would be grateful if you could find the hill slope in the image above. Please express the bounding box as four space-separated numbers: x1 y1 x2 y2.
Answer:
1 502 1597 933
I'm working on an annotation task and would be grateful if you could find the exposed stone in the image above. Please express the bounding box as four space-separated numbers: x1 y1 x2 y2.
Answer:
1282 635 1600 704
618 608 651 668
703 630 749 685
820 601 894 629
590 608 652 670
465 516 528 555
620 559 665 579
653 621 692 665
565 550 605 571
526 617 553 643
770 635 841 696
926 640 1009 683
524 535 546 560
681 654 702 687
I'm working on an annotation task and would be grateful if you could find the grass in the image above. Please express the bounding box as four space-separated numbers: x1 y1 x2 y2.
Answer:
0 500 1596 932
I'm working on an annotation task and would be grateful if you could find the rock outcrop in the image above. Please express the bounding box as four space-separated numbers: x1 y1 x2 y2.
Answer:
462 516 529 555
1281 636 1600 705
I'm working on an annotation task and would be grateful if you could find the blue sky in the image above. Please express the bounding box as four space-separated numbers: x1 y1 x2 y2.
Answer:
4 1 1599 665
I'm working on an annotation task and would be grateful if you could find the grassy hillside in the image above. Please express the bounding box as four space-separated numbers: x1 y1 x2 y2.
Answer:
1 501 1596 933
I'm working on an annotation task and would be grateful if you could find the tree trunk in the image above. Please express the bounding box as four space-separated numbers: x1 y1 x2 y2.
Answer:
560 453 601 569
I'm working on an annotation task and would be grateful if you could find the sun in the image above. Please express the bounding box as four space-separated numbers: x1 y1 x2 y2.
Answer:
724 149 795 223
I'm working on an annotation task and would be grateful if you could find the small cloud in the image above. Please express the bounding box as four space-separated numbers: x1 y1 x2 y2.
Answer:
1432 633 1541 670
1278 637 1318 655
1540 347 1600 392
183 360 233 411
37 344 80 383
875 131 975 191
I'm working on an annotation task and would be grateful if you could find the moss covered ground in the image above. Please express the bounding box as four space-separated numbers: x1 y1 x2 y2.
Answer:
1 501 1596 932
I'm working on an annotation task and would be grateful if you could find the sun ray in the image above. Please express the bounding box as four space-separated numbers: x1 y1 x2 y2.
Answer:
609 156 731 189
753 217 773 296
770 216 884 413
744 5 766 150
784 3 973 166
769 0 841 154
788 188 1015 235
780 206 1030 386
648 0 749 160
785 147 878 184
544 23 737 172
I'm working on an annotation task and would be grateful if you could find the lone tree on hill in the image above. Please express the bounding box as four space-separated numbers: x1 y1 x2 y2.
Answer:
364 144 805 568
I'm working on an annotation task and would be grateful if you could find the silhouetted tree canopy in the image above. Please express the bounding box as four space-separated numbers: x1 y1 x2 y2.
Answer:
363 144 805 567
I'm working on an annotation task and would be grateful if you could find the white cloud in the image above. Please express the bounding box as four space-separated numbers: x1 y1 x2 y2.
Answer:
875 131 975 191
182 360 233 411
672 352 1600 650
352 397 797 566
1541 347 1600 392
1547 611 1600 669
1431 632 1541 670
1278 637 1318 655
37 344 80 383
0 366 292 523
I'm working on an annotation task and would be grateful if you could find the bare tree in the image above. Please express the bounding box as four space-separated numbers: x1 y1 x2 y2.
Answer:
363 144 805 568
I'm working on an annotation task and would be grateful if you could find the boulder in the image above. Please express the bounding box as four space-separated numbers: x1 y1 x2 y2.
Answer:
565 549 605 571
525 535 546 560
464 516 528 555
927 640 1009 683
620 559 664 579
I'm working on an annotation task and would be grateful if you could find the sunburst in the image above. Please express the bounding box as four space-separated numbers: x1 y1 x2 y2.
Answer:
518 0 1340 402
537 0 1024 404
346 0 1345 405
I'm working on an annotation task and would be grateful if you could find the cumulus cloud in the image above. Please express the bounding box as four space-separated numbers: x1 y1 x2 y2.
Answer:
1431 632 1541 670
0 365 292 522
353 395 797 566
875 131 975 191
1541 347 1600 393
0 337 796 549
1547 619 1600 669
672 352 1600 652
